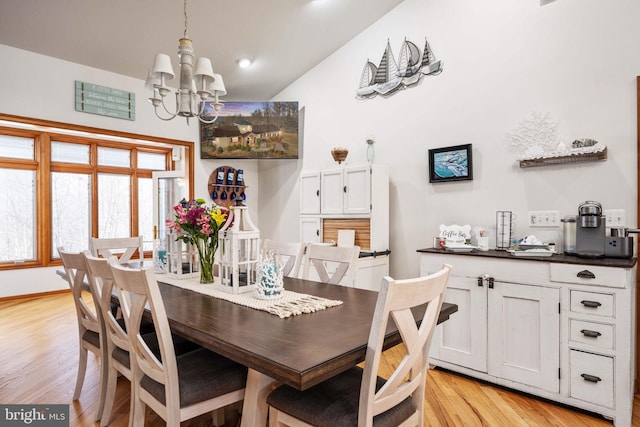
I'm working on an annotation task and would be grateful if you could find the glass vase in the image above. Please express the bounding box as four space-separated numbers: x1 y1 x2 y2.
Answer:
199 256 214 284
366 138 375 163
197 238 216 284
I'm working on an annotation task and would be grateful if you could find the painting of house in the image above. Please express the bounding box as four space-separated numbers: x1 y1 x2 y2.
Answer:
200 101 299 159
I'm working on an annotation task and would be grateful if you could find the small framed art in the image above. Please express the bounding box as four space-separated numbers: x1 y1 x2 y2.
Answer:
428 144 473 183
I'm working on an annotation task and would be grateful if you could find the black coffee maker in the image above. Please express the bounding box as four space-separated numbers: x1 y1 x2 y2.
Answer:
575 201 605 258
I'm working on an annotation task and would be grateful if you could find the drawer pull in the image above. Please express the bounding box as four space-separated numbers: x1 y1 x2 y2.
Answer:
577 270 596 279
580 329 602 338
581 373 602 383
477 277 484 287
581 300 602 308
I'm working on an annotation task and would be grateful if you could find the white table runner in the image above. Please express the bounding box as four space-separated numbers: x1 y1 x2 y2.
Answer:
159 276 343 318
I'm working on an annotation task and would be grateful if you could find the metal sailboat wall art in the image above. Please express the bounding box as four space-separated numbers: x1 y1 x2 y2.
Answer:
356 36 443 99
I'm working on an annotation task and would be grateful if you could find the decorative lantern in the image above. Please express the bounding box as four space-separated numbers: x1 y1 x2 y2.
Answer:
166 230 200 279
217 202 260 293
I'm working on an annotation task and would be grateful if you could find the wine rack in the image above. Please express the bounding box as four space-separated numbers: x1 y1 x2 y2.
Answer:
207 166 246 208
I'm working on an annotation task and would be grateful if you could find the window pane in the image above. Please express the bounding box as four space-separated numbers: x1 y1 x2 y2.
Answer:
51 173 91 256
98 147 130 167
51 141 90 164
98 174 130 238
0 169 35 262
138 177 154 251
0 135 34 160
138 152 167 170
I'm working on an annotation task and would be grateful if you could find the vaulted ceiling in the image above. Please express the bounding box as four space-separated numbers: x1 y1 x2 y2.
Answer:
0 0 404 100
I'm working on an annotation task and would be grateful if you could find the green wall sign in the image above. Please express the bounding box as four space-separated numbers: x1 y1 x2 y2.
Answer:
75 80 135 121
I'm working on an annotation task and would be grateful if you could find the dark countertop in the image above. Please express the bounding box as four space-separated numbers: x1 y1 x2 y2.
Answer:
417 248 637 269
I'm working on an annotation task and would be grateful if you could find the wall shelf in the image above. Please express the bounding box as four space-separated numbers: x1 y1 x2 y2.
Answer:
519 147 607 168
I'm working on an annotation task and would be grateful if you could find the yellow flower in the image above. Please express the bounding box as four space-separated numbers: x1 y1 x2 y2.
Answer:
211 208 228 227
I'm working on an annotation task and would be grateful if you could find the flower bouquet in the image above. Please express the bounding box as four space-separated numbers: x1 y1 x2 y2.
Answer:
166 198 228 283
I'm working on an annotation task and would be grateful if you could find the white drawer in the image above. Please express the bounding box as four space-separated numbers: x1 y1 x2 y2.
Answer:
570 290 614 318
570 350 614 408
569 319 614 350
550 263 627 288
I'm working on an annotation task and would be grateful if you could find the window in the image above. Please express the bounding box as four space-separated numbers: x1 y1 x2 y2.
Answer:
0 116 192 270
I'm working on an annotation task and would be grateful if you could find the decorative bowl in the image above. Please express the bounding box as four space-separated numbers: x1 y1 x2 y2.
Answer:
331 148 349 164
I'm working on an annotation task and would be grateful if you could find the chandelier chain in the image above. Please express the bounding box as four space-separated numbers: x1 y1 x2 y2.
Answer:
183 0 188 38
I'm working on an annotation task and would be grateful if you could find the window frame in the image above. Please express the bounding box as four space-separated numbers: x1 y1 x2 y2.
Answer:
0 113 194 270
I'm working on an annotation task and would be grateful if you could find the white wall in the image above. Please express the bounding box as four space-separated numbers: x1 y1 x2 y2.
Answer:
263 0 640 279
0 44 259 297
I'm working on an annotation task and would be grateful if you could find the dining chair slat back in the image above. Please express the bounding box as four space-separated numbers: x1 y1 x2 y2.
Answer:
267 264 452 427
83 252 132 426
90 236 144 264
262 239 306 278
301 244 360 286
58 247 106 421
108 260 247 426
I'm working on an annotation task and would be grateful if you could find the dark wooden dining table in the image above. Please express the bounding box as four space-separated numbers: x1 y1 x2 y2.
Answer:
156 276 458 427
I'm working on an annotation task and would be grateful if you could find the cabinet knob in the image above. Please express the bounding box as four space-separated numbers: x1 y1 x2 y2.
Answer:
477 277 484 287
316 230 320 236
580 300 602 308
580 373 602 383
487 277 494 289
580 329 602 338
577 269 596 279
343 185 347 193
316 189 320 197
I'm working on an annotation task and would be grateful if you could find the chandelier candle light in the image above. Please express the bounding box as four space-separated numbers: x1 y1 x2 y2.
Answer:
145 0 226 124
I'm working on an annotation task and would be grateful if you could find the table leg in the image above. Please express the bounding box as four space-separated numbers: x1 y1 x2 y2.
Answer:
240 368 275 427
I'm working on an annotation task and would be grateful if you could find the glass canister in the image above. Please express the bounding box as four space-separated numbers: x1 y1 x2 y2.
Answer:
561 216 576 254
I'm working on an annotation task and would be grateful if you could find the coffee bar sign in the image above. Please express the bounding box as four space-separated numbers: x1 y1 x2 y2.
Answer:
75 80 135 121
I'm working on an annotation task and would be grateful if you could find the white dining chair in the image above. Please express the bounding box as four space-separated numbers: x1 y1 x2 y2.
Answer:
301 243 360 286
262 239 306 278
90 236 144 264
108 260 247 427
267 264 452 427
58 246 107 422
83 252 200 426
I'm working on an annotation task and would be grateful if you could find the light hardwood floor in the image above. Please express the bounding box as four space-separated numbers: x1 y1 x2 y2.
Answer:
1 292 639 426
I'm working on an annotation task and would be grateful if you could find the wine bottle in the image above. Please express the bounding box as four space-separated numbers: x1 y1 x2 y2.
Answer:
226 168 235 186
216 167 225 184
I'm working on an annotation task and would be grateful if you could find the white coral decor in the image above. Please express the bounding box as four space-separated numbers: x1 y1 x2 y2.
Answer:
255 252 285 300
508 112 560 155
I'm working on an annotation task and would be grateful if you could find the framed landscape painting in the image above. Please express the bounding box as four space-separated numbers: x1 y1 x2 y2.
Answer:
200 101 299 159
428 144 473 183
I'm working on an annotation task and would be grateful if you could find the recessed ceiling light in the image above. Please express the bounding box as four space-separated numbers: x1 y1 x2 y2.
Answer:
237 58 252 69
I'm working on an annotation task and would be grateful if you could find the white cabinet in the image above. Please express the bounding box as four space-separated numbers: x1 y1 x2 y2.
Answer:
299 217 321 244
299 163 388 251
428 274 488 372
419 250 637 427
320 164 371 215
299 171 320 215
487 281 559 392
299 163 389 291
424 256 559 393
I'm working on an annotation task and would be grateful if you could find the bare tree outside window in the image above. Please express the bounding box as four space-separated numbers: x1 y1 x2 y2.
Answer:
0 169 35 262
98 174 130 238
51 173 91 256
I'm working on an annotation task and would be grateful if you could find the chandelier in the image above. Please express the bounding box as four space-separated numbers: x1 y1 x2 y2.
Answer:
145 0 226 124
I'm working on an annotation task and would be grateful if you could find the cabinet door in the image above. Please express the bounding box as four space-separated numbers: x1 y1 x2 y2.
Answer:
487 282 560 393
343 165 371 214
320 168 343 214
300 172 320 215
300 217 321 244
429 275 487 372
